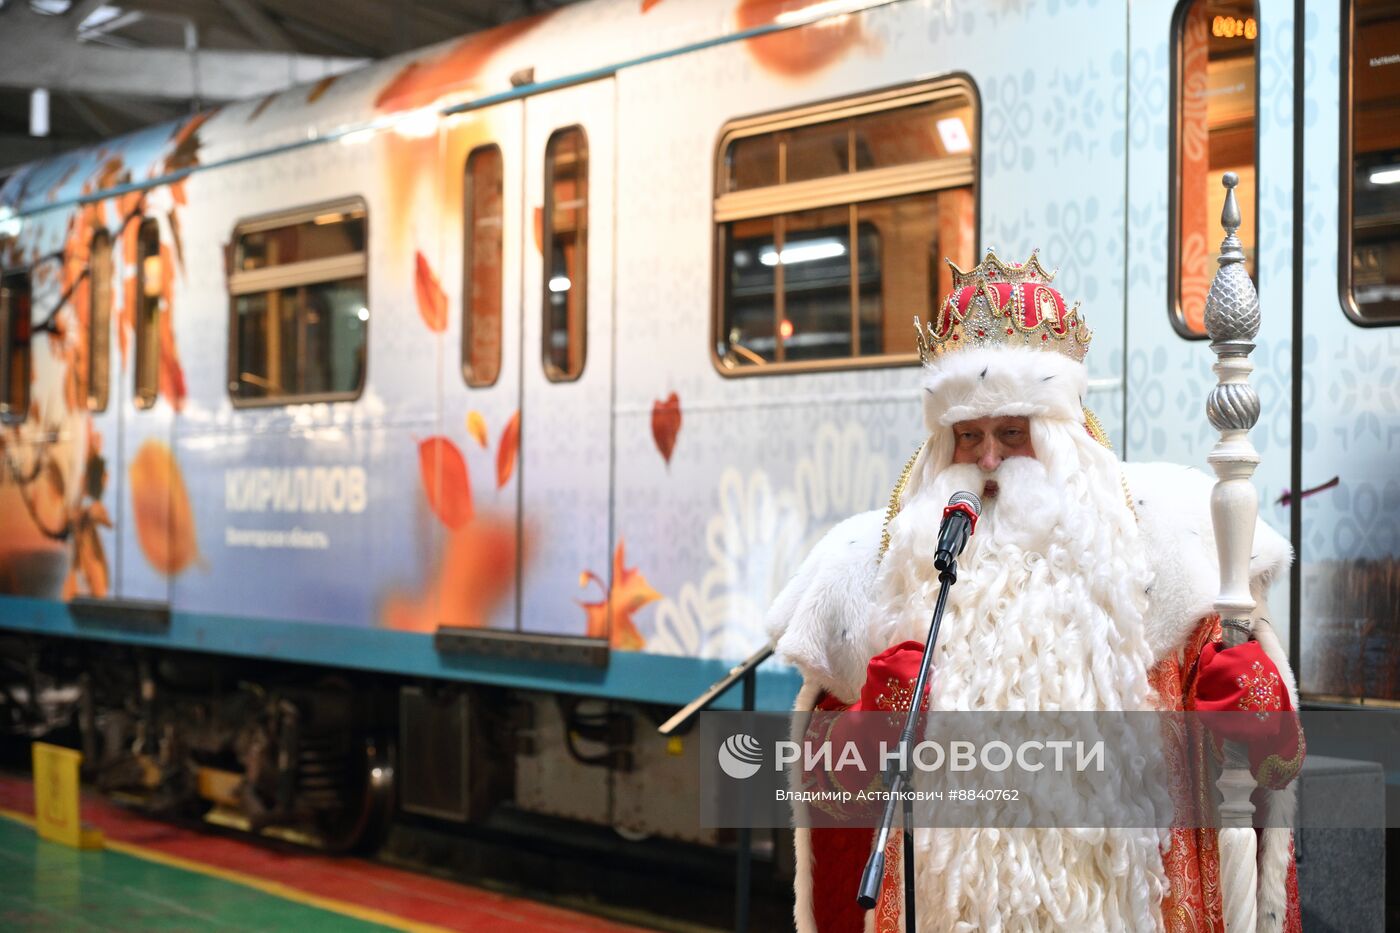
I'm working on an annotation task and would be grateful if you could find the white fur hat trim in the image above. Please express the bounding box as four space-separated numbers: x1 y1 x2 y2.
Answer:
922 345 1088 430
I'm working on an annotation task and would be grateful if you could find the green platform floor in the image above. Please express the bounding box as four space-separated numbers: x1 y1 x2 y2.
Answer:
0 818 393 932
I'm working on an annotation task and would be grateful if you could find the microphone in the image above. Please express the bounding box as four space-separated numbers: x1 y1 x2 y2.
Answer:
934 491 982 573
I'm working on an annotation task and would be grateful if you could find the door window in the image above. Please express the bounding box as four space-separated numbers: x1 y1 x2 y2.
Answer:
543 127 589 382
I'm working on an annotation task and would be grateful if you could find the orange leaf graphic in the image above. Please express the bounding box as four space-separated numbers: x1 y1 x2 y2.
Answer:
382 517 518 632
97 156 127 192
374 16 549 112
651 392 682 465
579 541 660 651
31 460 67 537
157 243 187 411
306 75 339 104
165 109 218 175
496 411 519 489
248 92 278 123
129 440 198 575
466 411 489 448
418 436 473 529
75 522 109 598
642 0 666 10
738 0 862 76
118 273 134 366
167 209 185 273
414 251 448 332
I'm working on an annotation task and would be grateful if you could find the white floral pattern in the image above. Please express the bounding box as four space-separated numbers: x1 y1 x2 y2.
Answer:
649 422 889 660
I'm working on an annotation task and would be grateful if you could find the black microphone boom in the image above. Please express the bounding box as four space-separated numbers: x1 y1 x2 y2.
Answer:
856 489 983 926
933 491 982 573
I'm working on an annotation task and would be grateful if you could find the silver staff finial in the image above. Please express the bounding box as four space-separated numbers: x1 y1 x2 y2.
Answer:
1204 175 1260 346
1217 171 1246 268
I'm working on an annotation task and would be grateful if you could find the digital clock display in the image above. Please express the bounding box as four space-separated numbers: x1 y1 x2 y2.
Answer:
1212 15 1258 39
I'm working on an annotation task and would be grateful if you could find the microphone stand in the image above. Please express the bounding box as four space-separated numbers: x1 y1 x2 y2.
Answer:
857 557 958 932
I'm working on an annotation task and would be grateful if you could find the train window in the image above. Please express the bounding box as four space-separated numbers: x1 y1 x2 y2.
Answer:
1343 0 1400 324
726 135 779 191
228 199 368 405
714 79 978 373
133 219 161 408
1171 0 1259 337
543 127 588 382
88 229 113 412
0 269 31 422
463 144 504 387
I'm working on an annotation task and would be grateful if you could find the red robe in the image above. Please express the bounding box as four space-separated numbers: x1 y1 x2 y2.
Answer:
802 616 1304 932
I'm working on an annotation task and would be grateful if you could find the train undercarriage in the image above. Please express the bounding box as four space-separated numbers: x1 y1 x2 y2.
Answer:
0 634 794 930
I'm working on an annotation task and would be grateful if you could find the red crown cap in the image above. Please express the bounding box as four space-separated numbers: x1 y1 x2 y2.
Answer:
915 249 1092 363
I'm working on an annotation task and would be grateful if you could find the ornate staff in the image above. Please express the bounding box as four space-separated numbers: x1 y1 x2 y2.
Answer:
1203 172 1261 931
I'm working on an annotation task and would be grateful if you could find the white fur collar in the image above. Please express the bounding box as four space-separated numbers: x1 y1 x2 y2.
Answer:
767 461 1293 699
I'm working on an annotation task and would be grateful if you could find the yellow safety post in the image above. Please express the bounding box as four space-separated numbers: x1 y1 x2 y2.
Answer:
31 742 104 849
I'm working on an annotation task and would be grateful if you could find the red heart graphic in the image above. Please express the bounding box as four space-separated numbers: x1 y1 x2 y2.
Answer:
651 393 682 466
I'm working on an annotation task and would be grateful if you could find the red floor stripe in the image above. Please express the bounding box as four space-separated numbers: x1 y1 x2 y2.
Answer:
0 775 653 933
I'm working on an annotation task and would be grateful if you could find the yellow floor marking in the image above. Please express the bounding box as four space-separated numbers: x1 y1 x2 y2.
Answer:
0 806 456 933
1 806 35 827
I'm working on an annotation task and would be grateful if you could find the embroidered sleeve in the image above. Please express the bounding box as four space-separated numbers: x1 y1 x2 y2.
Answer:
1253 717 1305 790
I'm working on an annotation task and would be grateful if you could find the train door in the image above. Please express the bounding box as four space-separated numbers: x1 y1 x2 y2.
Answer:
1125 1 1296 633
440 101 525 631
1297 0 1400 704
518 79 616 641
114 215 174 607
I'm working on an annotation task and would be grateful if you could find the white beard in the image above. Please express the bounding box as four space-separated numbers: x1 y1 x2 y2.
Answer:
869 423 1170 932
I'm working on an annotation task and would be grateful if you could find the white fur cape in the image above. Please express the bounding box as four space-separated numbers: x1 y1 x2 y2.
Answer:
766 460 1298 933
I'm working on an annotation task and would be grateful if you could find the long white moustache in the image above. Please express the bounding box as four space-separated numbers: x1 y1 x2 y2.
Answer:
925 461 987 505
974 457 1064 552
923 458 1062 567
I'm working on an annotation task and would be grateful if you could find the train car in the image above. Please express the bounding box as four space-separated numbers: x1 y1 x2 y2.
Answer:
0 0 1394 906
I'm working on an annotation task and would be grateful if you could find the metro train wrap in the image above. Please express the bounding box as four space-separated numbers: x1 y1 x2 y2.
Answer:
0 0 1395 863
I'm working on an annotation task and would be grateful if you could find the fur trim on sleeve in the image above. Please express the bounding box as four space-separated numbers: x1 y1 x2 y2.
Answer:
1123 461 1293 663
766 510 885 703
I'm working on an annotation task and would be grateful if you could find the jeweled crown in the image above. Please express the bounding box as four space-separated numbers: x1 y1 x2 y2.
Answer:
915 248 1093 364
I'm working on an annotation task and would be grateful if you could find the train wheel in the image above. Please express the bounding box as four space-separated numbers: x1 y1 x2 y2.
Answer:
317 734 394 854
